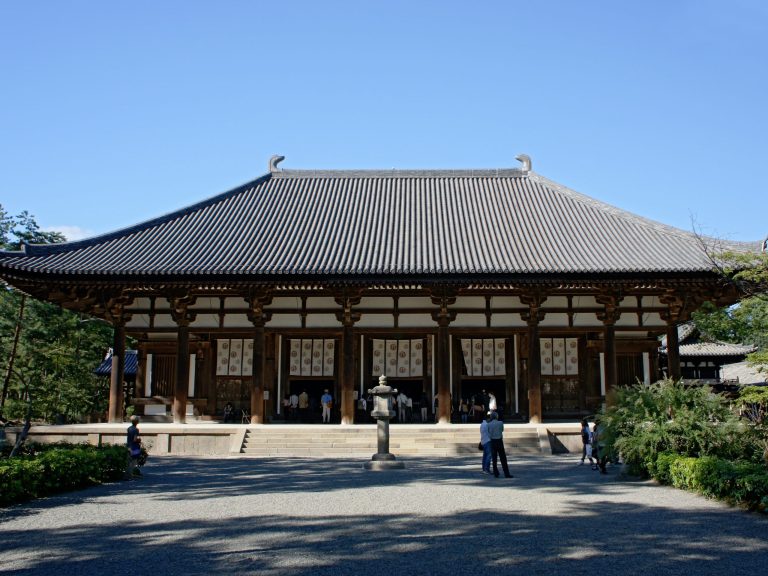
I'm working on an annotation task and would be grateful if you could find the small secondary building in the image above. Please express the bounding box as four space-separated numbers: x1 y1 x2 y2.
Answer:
0 155 759 424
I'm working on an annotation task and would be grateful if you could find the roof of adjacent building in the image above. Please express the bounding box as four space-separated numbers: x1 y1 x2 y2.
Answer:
94 349 138 377
1 158 762 283
660 323 758 358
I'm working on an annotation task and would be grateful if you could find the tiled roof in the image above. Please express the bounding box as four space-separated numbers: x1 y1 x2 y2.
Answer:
720 361 768 385
94 349 138 377
660 323 757 357
1 163 762 282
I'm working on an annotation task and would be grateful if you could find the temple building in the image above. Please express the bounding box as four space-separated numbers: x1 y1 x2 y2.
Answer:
0 155 759 425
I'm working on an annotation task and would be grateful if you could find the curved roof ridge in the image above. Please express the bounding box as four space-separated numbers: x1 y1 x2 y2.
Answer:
273 168 527 179
14 173 273 257
528 172 762 253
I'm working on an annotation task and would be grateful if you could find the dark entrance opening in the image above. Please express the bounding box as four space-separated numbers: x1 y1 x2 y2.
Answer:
289 379 336 423
459 379 506 421
388 378 426 423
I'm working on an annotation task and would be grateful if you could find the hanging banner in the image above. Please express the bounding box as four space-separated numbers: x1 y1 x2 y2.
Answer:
385 340 399 377
216 339 230 376
243 340 254 377
301 339 313 376
397 340 410 376
540 338 553 376
482 339 494 376
553 338 566 375
411 339 424 377
372 339 385 375
460 339 473 376
228 339 243 376
311 339 323 376
565 338 579 375
323 339 335 377
289 339 301 376
494 339 506 376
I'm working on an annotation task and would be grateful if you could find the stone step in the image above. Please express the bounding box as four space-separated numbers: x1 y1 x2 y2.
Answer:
240 425 543 457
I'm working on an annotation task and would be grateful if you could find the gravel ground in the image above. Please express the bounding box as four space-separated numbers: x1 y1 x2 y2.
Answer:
2 454 766 576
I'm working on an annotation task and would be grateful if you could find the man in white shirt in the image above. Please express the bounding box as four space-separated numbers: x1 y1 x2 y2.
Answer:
289 392 299 421
397 391 408 422
487 412 512 478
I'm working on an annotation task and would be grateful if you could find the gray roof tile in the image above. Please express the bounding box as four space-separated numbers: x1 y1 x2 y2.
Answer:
1 167 762 281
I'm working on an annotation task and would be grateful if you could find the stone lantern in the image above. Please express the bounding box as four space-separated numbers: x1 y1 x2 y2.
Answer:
364 375 405 470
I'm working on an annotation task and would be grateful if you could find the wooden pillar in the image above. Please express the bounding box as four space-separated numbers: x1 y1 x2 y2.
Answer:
665 323 681 381
521 291 546 424
430 289 457 424
247 289 273 425
250 324 266 424
335 290 361 425
604 324 617 392
660 290 694 383
168 292 196 424
342 322 356 424
526 321 542 423
174 323 190 423
597 291 623 400
108 323 126 423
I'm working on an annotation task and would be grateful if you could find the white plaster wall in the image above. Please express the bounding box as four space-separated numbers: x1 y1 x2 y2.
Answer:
360 297 394 309
192 314 220 329
540 312 570 328
490 313 526 328
306 297 338 309
267 314 302 328
452 313 486 327
268 297 303 310
191 296 219 311
542 296 569 308
305 314 342 328
223 314 253 328
224 297 247 309
356 314 394 328
126 315 151 329
572 313 600 328
127 297 153 310
491 296 522 309
398 297 432 309
152 315 178 329
641 312 665 328
454 296 486 308
615 314 640 327
571 295 598 308
398 313 434 327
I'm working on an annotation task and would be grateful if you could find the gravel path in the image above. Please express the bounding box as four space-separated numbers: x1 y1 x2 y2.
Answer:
2 454 766 576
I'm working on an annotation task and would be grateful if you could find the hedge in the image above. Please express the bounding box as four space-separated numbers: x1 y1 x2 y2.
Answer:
651 452 768 511
0 444 128 506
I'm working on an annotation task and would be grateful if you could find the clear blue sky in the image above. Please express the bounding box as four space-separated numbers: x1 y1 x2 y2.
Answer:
1 1 766 243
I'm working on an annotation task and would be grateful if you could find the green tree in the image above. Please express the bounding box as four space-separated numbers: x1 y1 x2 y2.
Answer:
695 247 768 372
1 206 113 423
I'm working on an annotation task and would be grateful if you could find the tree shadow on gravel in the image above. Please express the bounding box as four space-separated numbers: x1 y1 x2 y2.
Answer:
3 456 768 576
3 496 767 576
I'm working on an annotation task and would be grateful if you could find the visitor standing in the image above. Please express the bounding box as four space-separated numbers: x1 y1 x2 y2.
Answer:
298 389 309 422
321 389 333 423
420 392 429 422
126 415 142 479
479 412 491 474
488 412 512 478
289 392 299 421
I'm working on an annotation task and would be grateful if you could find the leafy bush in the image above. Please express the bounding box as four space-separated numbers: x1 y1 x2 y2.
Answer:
602 378 754 476
0 443 127 506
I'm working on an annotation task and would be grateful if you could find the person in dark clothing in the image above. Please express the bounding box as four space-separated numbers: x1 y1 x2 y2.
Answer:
126 415 142 478
487 411 512 478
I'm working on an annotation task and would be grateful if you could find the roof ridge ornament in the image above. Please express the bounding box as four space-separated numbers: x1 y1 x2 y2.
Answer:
269 155 285 173
515 154 531 173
